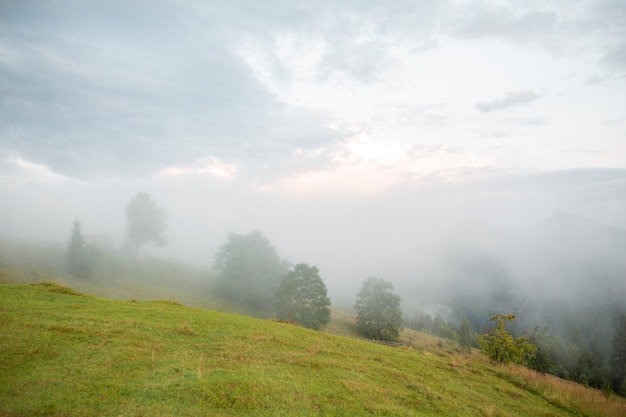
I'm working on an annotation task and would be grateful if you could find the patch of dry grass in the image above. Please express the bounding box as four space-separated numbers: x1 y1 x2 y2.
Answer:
498 364 626 417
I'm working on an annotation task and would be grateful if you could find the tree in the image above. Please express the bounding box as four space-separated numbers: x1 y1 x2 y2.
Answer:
66 219 96 278
479 314 536 365
612 315 626 395
433 314 457 341
125 192 167 251
354 277 402 341
213 231 289 313
525 326 554 374
459 317 474 350
275 263 331 330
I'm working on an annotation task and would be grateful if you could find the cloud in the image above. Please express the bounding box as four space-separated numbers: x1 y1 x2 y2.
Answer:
255 139 496 195
475 90 542 113
0 151 74 189
159 157 237 180
601 41 626 71
452 2 559 42
0 0 624 190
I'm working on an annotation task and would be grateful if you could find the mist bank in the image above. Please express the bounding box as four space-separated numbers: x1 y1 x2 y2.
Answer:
2 167 625 281
1 166 625 317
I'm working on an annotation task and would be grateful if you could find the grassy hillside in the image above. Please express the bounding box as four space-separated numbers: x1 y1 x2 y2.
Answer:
2 282 626 417
0 235 232 312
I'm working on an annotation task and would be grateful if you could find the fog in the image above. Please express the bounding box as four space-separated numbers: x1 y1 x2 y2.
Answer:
2 167 625 310
1 1 626 310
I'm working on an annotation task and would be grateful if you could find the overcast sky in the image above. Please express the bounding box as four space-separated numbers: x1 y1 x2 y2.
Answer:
1 0 625 286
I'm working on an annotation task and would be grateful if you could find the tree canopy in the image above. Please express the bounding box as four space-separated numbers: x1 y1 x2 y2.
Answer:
213 231 289 313
459 317 474 350
354 277 402 341
275 263 331 330
612 315 626 395
479 314 535 365
125 192 167 251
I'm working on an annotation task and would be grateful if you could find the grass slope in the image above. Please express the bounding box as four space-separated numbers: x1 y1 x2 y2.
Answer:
0 236 232 312
2 283 625 417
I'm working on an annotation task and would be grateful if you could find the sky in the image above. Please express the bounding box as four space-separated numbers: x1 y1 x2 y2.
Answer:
1 0 625 291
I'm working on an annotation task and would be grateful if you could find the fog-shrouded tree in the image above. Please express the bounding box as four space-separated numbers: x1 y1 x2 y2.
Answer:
125 192 167 251
612 315 626 395
214 231 289 313
275 263 331 330
479 314 536 365
354 277 402 341
459 317 474 350
66 219 96 278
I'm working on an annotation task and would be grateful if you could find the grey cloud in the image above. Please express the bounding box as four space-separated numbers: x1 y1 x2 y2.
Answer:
583 74 610 85
475 90 542 112
0 0 450 182
0 0 348 180
452 2 558 41
601 41 626 71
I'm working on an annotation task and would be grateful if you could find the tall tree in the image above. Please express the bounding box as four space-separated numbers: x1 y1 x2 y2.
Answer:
66 219 96 278
275 263 331 330
125 192 167 251
354 277 402 341
213 231 289 313
612 315 626 394
459 317 474 350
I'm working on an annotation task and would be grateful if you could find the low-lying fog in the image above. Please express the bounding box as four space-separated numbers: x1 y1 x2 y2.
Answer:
2 168 625 313
1 0 625 313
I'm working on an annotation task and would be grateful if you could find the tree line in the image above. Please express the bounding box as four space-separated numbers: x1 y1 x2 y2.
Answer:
405 308 626 396
213 230 403 339
65 193 404 340
66 192 626 396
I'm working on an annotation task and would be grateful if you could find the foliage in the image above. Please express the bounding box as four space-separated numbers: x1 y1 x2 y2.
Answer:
459 317 474 350
213 231 289 313
432 314 458 341
612 315 626 394
65 219 97 278
274 263 331 330
354 277 402 341
125 192 167 251
479 314 536 365
525 326 555 374
404 311 434 333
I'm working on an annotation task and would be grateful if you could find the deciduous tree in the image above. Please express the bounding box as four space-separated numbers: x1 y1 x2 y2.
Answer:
275 263 331 330
479 314 535 365
125 192 167 251
354 277 402 341
214 231 289 313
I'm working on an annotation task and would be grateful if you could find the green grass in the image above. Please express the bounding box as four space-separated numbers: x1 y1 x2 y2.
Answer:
2 282 626 416
0 235 231 312
2 236 625 416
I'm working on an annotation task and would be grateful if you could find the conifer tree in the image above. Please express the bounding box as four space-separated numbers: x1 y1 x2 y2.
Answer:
612 315 626 394
459 317 474 350
66 219 95 278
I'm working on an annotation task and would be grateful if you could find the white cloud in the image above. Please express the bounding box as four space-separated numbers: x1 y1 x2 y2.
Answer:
0 152 72 189
256 139 496 195
159 157 237 180
475 90 542 112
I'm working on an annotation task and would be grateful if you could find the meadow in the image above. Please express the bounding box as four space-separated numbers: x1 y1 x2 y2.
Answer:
1 236 625 416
